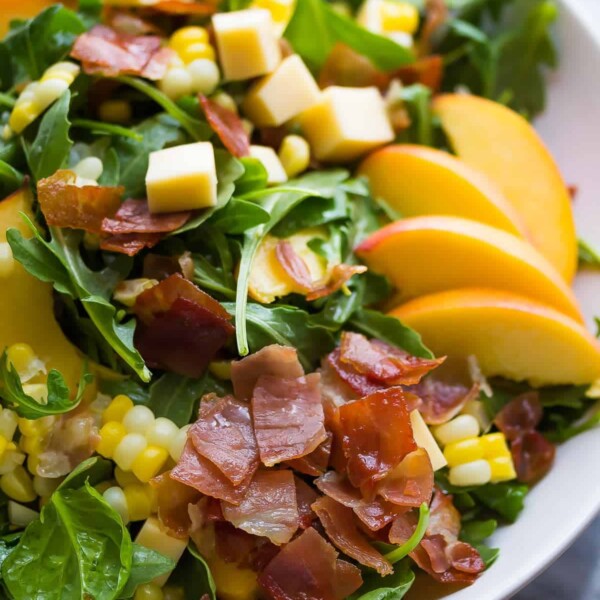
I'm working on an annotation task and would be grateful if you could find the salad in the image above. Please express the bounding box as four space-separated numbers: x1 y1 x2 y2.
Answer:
0 0 599 598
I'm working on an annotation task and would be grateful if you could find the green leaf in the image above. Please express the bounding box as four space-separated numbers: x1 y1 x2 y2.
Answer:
390 83 433 146
71 118 143 142
578 238 600 268
460 518 497 545
0 5 85 87
349 560 415 600
349 309 434 359
207 198 270 233
0 350 92 419
115 76 211 140
0 160 23 198
2 483 132 600
119 544 175 599
235 157 268 195
24 90 72 181
99 377 150 406
475 544 500 568
168 544 216 600
224 302 336 371
113 114 185 198
58 456 113 491
77 0 103 28
472 481 529 522
146 372 207 427
284 0 413 71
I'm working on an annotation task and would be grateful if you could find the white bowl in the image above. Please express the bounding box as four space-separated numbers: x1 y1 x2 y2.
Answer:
410 2 600 598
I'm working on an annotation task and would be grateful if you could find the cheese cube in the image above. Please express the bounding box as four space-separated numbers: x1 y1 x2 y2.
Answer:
410 410 447 471
297 86 394 162
146 142 217 213
250 145 287 184
242 55 321 127
212 9 281 81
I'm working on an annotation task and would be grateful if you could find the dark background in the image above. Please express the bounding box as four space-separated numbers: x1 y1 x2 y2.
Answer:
515 516 600 599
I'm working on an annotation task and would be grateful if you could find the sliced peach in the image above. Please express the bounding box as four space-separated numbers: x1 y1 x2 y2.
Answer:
356 216 583 322
0 187 84 389
433 94 577 281
358 144 526 236
0 0 76 36
390 288 600 386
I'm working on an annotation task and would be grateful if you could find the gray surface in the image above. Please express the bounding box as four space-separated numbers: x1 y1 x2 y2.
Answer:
514 516 600 599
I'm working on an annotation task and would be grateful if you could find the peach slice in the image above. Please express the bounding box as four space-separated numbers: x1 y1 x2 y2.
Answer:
356 216 583 322
358 144 526 236
0 187 84 389
0 0 76 36
390 289 600 386
433 94 577 281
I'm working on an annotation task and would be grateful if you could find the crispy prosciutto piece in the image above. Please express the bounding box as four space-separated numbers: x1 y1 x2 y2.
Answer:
286 433 332 476
376 448 434 508
312 496 393 575
494 392 543 441
338 387 416 490
395 55 444 92
149 0 219 15
171 440 252 504
133 274 234 377
295 476 318 529
100 232 163 256
305 264 367 302
258 527 362 600
101 199 191 235
221 470 299 545
252 373 327 467
326 348 381 397
511 430 555 483
200 95 250 158
190 394 259 486
427 487 461 542
37 170 123 234
231 345 304 402
407 377 479 425
143 251 195 281
71 25 175 79
389 509 419 545
151 471 201 538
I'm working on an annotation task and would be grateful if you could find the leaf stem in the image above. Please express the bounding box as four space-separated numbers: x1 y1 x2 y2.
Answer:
385 503 430 564
71 118 143 141
0 92 16 109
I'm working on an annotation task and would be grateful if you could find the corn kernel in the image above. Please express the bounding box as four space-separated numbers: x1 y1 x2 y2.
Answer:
98 99 132 124
0 436 9 460
187 58 220 95
1 465 36 502
27 453 41 475
123 405 155 435
380 0 419 34
132 446 169 483
169 426 190 462
97 422 127 458
211 92 238 114
8 501 39 527
461 398 492 432
18 417 53 438
0 243 14 278
20 435 44 456
0 450 25 475
40 70 74 85
433 415 480 447
146 418 179 449
170 26 209 52
135 583 165 600
123 483 153 521
103 486 130 524
34 78 69 109
179 42 216 64
159 67 193 100
0 410 18 441
443 437 484 467
480 433 511 459
163 587 185 600
278 135 311 178
449 459 492 487
488 456 517 483
72 156 103 181
6 344 45 383
114 433 148 471
209 360 232 381
45 61 80 77
33 475 61 498
103 395 135 424
8 101 38 133
113 278 158 307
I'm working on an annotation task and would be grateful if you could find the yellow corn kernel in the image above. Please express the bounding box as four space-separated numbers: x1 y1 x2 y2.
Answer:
27 453 41 475
0 465 36 502
40 70 74 85
103 395 134 424
123 483 153 521
278 135 311 178
480 432 511 459
488 456 517 483
6 343 37 376
252 0 295 31
96 421 127 458
32 475 61 497
115 466 142 488
179 42 215 64
19 435 44 456
433 414 480 447
0 436 9 460
131 446 169 483
443 437 484 468
98 99 132 124
18 417 50 438
211 92 238 114
8 101 39 133
0 450 25 475
135 583 165 600
95 480 113 495
209 360 232 380
163 587 185 600
103 486 130 524
170 26 209 52
0 409 18 441
380 0 419 34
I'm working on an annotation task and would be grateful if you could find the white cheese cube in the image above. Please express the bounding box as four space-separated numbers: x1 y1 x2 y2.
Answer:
212 9 281 81
410 410 447 471
146 142 217 213
250 145 288 185
297 86 394 162
242 55 321 127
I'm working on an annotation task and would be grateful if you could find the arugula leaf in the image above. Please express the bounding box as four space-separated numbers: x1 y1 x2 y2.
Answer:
472 481 529 522
207 198 270 234
235 157 268 195
0 5 85 88
476 544 500 568
146 372 208 427
173 151 245 235
0 350 92 419
578 239 600 268
168 544 216 600
76 0 103 29
392 84 434 147
349 309 434 359
349 560 415 600
0 160 23 198
71 118 143 142
460 518 498 545
284 0 413 71
224 302 336 371
545 403 600 443
99 377 150 406
24 90 72 181
118 544 175 599
115 76 211 140
112 114 185 198
59 456 113 491
2 483 132 600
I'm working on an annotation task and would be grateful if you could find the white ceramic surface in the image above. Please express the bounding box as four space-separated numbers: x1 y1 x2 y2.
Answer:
410 2 600 598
